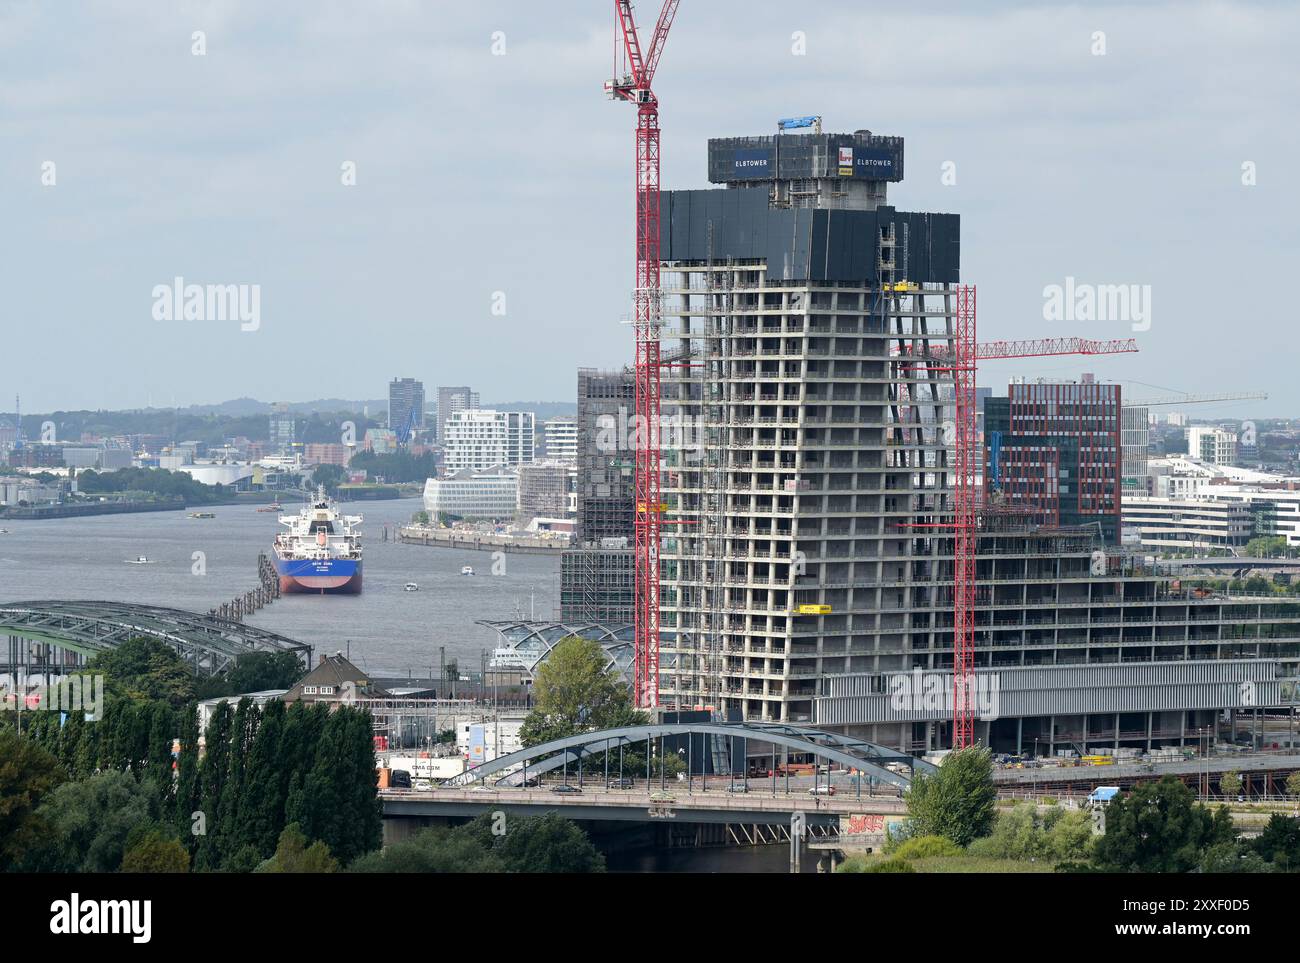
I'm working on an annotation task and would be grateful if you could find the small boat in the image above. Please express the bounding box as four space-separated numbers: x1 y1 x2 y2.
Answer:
0 529 9 535
404 582 419 592
188 512 216 519
125 556 154 565
257 502 283 513
460 566 475 576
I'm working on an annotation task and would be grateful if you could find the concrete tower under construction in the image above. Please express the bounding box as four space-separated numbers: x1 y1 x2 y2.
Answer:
654 125 1300 754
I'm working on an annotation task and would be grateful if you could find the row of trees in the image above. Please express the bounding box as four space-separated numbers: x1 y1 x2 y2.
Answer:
76 467 229 503
862 747 1300 873
0 637 381 873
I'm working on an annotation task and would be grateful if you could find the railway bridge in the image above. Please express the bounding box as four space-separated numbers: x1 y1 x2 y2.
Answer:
0 600 312 676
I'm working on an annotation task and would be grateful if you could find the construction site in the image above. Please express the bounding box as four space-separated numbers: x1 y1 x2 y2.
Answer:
552 0 1300 756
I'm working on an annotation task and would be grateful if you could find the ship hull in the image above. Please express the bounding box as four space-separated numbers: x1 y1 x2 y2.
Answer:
272 554 362 595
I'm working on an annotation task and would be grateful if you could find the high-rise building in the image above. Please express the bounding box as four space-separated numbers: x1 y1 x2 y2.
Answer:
443 410 534 471
560 368 637 624
268 402 295 454
388 378 425 435
436 386 480 443
646 126 1300 753
983 380 1122 543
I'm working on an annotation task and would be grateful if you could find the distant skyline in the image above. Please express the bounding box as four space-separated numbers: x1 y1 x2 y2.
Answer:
4 1 1298 415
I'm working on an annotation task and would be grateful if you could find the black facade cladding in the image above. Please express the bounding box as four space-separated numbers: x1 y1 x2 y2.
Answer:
659 186 960 285
708 131 906 183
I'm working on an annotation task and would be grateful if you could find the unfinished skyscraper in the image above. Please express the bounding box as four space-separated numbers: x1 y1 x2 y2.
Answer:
656 127 960 723
653 125 1300 753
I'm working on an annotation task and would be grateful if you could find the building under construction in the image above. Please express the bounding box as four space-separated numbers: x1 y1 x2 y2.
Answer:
651 124 1300 753
559 368 637 624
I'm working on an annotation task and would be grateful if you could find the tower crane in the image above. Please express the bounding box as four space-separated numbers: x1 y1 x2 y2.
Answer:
1124 391 1267 407
903 293 1139 747
607 0 681 709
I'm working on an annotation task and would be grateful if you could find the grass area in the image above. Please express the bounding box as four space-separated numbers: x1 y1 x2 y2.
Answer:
909 856 1056 873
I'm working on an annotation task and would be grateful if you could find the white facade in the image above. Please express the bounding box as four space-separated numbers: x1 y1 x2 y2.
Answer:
1187 426 1238 466
443 410 535 471
1122 496 1254 551
423 467 519 519
543 417 578 465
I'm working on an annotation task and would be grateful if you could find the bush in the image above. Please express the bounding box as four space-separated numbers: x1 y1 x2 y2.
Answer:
893 835 964 860
837 855 916 873
966 803 1095 863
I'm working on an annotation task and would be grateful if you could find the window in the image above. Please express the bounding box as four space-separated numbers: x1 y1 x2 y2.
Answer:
320 686 335 695
304 686 318 694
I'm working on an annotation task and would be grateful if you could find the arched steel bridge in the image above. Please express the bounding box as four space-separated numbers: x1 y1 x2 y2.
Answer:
0 600 312 676
445 721 938 790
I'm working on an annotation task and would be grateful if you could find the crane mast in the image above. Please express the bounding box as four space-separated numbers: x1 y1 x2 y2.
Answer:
607 0 680 708
931 294 1139 746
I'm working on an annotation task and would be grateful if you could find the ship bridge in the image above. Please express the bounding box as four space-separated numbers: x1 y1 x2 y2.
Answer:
0 600 312 676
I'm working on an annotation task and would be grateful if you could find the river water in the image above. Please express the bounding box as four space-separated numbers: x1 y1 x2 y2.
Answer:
0 498 560 675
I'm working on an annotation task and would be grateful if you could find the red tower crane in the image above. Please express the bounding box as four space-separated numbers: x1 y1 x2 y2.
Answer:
607 0 681 708
903 288 1138 747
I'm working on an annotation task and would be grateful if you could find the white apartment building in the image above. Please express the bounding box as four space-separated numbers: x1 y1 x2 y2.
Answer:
1122 496 1254 551
423 467 519 519
543 417 578 465
1187 426 1238 466
443 410 535 472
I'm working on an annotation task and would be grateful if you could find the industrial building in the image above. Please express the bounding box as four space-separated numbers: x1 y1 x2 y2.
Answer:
639 124 1300 751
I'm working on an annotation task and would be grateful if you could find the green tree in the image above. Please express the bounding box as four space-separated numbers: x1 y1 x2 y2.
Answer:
88 637 196 709
194 701 233 871
214 698 257 865
1219 771 1243 798
519 636 644 747
298 707 381 864
256 823 339 873
195 652 307 700
237 699 287 858
477 812 605 873
904 746 997 848
121 825 191 873
350 826 503 873
1251 813 1300 870
173 704 201 844
1092 776 1237 873
1285 771 1300 801
0 728 66 871
966 803 1095 863
312 463 347 493
27 771 161 872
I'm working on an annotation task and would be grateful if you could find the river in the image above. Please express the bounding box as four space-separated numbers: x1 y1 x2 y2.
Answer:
0 498 560 675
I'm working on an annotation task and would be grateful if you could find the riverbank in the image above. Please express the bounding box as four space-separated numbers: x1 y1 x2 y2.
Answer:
0 498 186 519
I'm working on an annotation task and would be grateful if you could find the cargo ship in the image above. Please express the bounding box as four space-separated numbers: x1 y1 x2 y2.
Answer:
272 487 363 594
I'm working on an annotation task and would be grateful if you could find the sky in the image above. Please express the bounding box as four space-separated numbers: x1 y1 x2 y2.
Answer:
2 0 1297 416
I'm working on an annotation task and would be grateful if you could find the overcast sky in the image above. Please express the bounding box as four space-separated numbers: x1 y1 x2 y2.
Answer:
2 1 1297 416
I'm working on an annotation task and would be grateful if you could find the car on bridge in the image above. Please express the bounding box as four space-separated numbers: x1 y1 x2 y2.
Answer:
551 784 582 794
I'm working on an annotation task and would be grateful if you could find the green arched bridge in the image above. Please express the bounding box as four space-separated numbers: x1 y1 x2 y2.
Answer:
0 600 312 676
